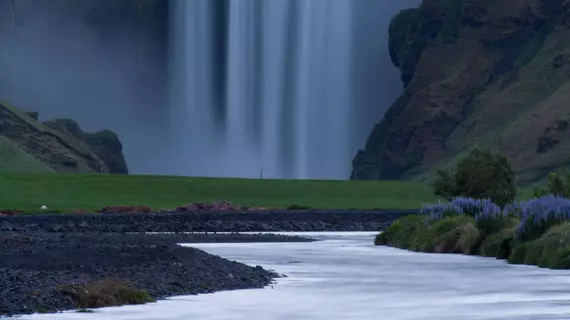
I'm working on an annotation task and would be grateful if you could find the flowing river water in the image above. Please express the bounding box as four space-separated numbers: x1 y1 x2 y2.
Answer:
21 232 570 320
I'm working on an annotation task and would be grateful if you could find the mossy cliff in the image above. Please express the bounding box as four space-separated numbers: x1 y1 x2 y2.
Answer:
0 101 127 174
352 0 570 185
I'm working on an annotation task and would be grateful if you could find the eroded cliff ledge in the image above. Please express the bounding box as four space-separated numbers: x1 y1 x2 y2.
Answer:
0 101 128 174
352 0 570 185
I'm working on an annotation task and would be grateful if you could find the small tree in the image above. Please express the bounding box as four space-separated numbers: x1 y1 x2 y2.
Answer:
432 168 456 200
432 149 517 207
533 170 570 198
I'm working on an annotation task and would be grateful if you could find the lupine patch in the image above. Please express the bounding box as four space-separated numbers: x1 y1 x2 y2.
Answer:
419 195 570 241
420 197 503 221
511 195 570 241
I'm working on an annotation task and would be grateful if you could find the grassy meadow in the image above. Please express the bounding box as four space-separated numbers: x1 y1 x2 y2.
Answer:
0 172 436 213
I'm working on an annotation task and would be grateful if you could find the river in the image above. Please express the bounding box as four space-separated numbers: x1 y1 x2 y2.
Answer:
22 232 570 319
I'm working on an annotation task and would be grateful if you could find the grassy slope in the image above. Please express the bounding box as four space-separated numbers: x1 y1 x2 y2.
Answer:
0 173 435 212
0 100 97 162
0 136 54 173
443 28 570 185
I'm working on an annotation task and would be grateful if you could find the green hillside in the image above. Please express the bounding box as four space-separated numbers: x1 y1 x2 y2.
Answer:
352 0 570 186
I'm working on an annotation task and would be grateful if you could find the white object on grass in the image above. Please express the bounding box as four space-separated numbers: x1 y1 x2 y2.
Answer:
40 205 47 210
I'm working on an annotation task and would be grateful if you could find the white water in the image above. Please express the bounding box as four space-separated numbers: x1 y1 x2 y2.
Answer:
168 0 420 179
22 232 570 320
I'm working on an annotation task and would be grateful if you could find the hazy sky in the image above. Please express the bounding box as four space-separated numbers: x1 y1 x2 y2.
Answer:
0 0 169 173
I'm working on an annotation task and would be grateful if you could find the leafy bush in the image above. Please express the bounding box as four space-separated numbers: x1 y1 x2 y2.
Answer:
508 223 570 269
533 171 570 198
420 215 481 254
374 232 387 246
379 213 481 254
479 223 518 259
507 242 529 265
432 149 516 207
376 215 426 250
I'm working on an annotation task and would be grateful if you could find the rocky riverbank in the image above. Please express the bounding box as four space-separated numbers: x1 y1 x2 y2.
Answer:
0 210 415 233
0 232 313 317
0 210 412 316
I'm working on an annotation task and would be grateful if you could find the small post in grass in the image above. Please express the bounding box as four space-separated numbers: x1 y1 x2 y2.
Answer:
260 168 263 179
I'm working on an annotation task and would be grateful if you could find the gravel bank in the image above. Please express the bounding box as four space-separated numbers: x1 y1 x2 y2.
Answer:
0 232 313 317
0 210 416 233
0 210 412 316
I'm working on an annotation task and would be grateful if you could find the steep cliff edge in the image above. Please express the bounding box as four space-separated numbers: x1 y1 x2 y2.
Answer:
0 101 128 174
352 0 570 185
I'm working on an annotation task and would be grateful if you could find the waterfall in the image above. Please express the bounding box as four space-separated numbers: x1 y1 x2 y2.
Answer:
169 0 420 180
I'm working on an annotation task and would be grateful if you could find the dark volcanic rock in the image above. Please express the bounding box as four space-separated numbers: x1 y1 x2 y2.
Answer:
0 232 308 317
0 210 415 233
83 129 128 174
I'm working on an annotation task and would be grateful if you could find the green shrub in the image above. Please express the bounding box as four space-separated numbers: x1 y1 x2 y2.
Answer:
533 171 570 197
377 215 426 250
479 223 518 259
475 215 518 236
432 168 456 201
374 232 387 246
379 214 482 254
511 223 570 269
420 215 481 254
508 242 529 265
432 149 516 207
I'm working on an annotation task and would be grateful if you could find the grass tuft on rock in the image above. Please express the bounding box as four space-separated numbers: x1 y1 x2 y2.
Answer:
58 278 155 310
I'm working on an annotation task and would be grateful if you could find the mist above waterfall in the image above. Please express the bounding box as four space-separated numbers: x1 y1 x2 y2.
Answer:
0 0 420 178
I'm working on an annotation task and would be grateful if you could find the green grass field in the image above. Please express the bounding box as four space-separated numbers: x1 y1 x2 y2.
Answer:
0 172 436 213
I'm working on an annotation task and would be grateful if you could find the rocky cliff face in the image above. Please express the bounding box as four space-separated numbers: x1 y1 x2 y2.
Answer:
352 0 570 185
0 101 128 174
43 119 128 174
